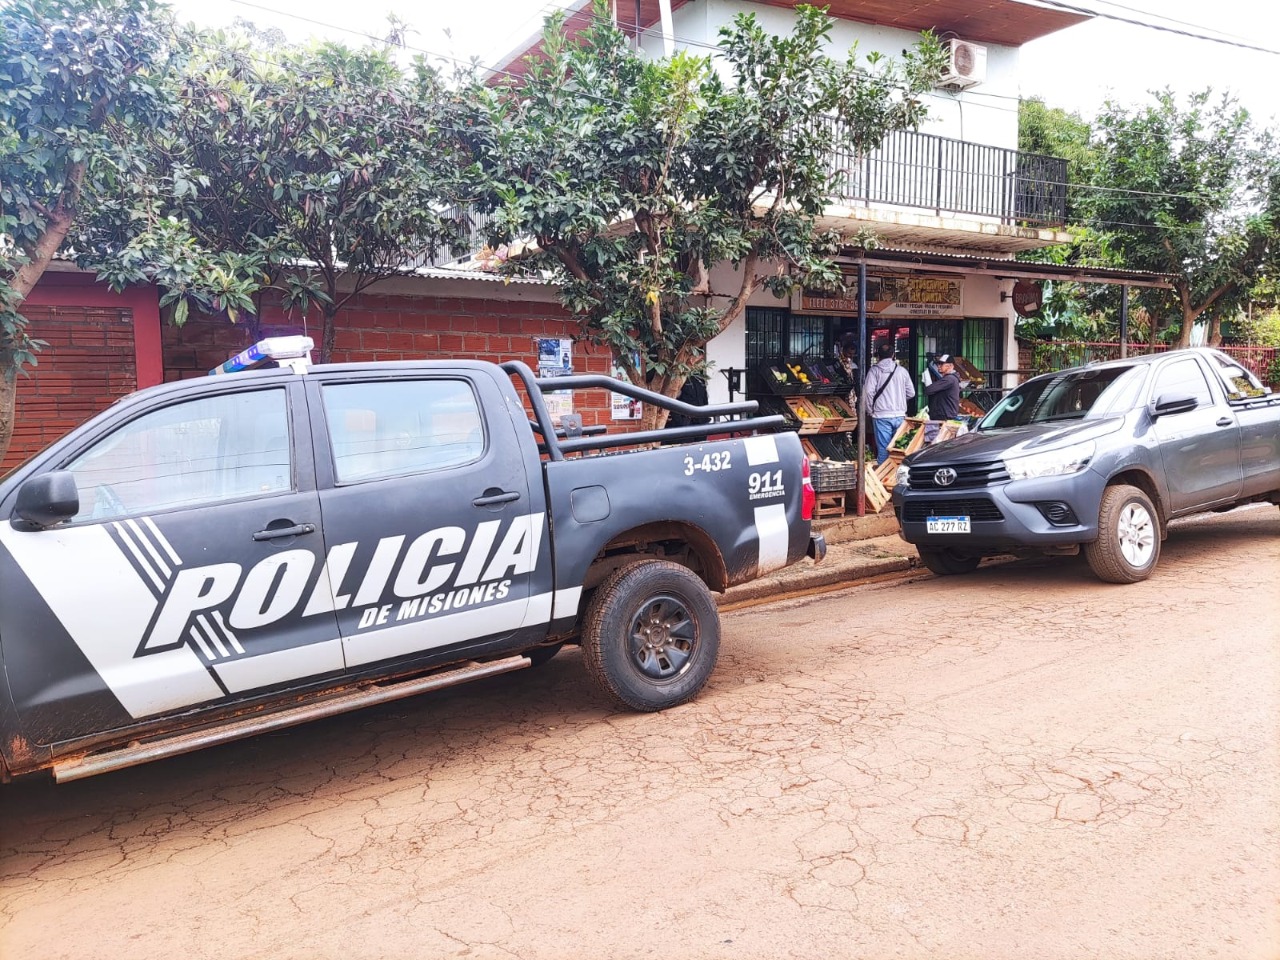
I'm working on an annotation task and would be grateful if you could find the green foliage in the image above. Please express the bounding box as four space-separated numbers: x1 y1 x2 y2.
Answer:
88 30 479 357
1018 98 1095 221
1266 352 1280 384
1078 89 1280 346
0 0 181 382
477 0 944 409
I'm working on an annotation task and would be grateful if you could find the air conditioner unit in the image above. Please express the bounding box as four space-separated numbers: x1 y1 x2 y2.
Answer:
938 38 987 89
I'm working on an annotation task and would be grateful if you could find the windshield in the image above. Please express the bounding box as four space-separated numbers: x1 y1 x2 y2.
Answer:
978 365 1147 430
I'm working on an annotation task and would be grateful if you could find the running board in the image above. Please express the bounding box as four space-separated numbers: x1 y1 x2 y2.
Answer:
52 655 533 783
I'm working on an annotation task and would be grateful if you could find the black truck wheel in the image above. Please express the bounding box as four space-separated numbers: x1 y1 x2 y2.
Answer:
917 546 982 576
1084 484 1161 583
581 560 720 712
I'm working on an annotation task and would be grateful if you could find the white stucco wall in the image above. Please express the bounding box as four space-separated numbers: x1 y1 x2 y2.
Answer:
640 0 1020 150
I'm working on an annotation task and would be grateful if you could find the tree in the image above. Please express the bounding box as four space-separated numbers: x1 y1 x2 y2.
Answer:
90 31 479 360
0 0 181 461
1079 89 1280 347
478 1 943 426
1018 97 1096 222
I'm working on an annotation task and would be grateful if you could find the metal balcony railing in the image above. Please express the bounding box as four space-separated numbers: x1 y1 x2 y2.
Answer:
819 122 1069 228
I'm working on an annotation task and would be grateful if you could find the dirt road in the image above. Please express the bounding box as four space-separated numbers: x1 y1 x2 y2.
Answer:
3 506 1278 959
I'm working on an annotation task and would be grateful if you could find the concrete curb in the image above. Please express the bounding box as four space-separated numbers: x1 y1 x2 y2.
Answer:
719 508 922 606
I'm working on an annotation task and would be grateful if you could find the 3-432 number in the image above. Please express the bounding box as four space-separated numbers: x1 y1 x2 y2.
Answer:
683 451 732 475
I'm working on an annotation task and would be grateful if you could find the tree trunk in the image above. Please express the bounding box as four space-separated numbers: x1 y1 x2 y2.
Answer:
1175 306 1195 348
0 373 17 465
321 305 338 364
1206 314 1223 346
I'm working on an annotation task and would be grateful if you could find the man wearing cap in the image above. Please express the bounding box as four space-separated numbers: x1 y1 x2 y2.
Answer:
923 353 963 421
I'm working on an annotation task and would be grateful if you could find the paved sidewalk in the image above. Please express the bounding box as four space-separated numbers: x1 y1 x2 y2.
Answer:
721 507 922 605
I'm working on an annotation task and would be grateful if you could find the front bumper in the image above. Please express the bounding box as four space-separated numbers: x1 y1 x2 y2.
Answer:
892 471 1106 550
807 532 827 563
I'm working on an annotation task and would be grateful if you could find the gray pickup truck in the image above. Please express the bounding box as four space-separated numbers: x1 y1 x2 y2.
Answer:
892 347 1280 583
0 341 823 783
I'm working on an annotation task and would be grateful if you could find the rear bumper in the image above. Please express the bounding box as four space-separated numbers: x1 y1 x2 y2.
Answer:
807 532 827 563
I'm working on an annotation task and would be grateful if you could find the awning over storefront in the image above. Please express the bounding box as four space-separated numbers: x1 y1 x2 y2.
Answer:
838 248 1173 289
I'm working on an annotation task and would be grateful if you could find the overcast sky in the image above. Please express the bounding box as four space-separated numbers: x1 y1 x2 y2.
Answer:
166 0 1280 125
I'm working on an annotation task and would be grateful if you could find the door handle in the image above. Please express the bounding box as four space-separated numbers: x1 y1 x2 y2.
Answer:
252 522 316 541
472 490 521 507
1215 417 1233 427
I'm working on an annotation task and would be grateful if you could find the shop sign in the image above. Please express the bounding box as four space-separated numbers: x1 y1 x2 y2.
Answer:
1009 279 1044 318
794 274 963 317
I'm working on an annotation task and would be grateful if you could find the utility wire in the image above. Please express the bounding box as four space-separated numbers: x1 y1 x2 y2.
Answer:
1030 0 1280 55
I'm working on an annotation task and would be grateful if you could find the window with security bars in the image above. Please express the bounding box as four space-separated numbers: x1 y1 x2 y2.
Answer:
745 307 787 396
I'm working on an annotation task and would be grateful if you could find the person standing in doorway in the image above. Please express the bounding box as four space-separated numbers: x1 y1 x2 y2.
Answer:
923 353 964 421
835 332 860 410
861 341 915 463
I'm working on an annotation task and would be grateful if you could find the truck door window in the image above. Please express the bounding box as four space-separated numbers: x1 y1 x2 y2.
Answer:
322 379 484 483
1205 351 1265 399
1152 359 1213 408
62 389 291 522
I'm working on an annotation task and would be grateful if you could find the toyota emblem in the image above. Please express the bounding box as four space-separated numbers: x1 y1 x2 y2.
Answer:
934 467 958 487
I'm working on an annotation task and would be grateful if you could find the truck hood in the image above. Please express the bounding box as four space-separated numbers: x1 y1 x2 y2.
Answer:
906 417 1124 467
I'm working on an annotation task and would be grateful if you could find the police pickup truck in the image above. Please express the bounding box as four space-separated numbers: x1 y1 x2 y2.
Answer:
892 347 1280 583
0 338 823 783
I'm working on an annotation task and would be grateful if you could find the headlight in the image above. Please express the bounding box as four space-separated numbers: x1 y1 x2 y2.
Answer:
894 464 911 488
1003 440 1095 480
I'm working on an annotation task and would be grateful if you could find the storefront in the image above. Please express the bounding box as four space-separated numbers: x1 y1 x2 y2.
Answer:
714 251 1173 518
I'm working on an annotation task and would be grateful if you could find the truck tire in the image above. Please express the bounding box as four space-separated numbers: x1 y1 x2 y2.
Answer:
1084 484 1160 583
581 560 720 712
917 546 982 576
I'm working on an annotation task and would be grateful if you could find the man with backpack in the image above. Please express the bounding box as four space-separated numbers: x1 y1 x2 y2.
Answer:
861 341 915 463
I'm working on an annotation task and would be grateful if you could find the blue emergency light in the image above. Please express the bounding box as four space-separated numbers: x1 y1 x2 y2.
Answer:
209 336 315 376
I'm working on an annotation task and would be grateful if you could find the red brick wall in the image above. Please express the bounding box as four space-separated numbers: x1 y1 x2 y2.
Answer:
2 304 139 473
162 291 629 428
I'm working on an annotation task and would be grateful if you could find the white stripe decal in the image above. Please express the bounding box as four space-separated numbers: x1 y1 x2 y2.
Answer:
343 590 552 668
743 435 780 466
125 517 172 579
754 503 790 574
552 586 583 620
0 524 223 717
196 615 230 659
188 625 217 661
112 521 165 593
521 591 553 628
212 639 345 694
212 610 246 655
142 516 182 566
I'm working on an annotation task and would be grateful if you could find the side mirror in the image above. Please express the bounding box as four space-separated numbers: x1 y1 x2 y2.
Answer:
14 471 80 528
1150 392 1198 418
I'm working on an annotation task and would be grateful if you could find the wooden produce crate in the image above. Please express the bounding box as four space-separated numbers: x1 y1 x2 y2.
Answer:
785 397 827 434
823 395 860 432
861 463 891 513
888 417 927 457
814 492 847 518
875 453 903 487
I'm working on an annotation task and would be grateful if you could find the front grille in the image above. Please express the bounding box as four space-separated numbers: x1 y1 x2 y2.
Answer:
902 497 1005 522
909 459 1009 489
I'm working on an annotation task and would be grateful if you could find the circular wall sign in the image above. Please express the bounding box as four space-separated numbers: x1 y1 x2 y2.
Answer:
1011 279 1043 318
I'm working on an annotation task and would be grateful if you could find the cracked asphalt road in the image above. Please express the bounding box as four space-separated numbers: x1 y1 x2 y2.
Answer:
2 507 1278 960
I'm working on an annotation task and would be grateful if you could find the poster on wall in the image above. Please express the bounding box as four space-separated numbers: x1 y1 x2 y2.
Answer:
610 353 642 420
536 337 574 423
794 274 964 318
